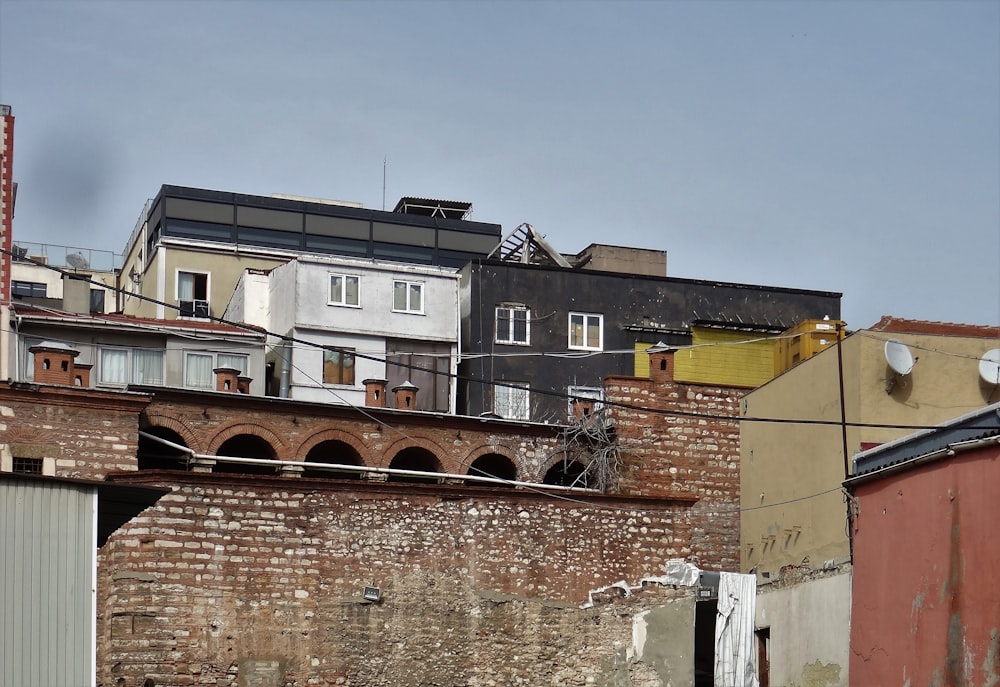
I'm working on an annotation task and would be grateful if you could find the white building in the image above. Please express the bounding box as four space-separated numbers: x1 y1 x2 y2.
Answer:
227 254 460 412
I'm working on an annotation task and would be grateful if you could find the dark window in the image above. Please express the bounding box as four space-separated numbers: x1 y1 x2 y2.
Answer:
90 289 106 313
12 281 47 298
236 225 303 249
12 457 43 474
164 218 234 242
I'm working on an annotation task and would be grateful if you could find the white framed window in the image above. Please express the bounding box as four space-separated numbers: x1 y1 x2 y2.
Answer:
329 274 360 307
567 385 604 419
98 347 165 387
569 312 603 350
392 280 424 314
177 270 210 318
184 351 249 389
494 382 530 420
495 305 530 345
185 353 215 389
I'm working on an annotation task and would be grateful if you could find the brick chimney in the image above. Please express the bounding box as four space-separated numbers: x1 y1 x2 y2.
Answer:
392 381 419 410
73 363 92 388
237 376 252 394
647 342 676 384
363 378 388 407
29 341 80 386
571 397 596 419
213 367 241 393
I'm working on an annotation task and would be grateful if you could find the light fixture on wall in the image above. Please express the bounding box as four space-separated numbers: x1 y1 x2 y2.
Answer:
363 586 381 602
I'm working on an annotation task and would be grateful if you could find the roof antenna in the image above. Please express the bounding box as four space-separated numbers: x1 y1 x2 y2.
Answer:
382 156 387 211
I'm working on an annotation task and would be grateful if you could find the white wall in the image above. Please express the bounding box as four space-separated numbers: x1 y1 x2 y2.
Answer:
755 570 852 687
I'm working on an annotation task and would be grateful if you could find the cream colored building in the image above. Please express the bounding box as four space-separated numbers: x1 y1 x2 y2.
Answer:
741 316 1000 576
741 316 999 687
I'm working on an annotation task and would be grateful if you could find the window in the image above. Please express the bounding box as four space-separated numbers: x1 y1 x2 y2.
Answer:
12 281 47 298
184 352 248 389
177 271 210 318
569 312 603 350
90 289 106 313
98 347 165 387
12 457 43 475
323 348 356 385
495 305 530 345
494 382 530 420
329 274 360 307
392 280 423 313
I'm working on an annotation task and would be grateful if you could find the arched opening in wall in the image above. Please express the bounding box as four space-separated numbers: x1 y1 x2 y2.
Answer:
543 460 589 488
137 427 190 470
303 440 364 479
387 447 442 484
467 454 517 486
214 434 278 475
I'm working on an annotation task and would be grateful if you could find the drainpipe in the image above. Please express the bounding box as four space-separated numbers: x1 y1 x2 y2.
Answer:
836 322 853 564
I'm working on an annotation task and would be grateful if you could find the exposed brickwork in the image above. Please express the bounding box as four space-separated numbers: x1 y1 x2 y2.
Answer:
605 364 744 570
98 472 696 686
869 315 1000 338
0 382 150 478
141 389 578 480
1 107 13 304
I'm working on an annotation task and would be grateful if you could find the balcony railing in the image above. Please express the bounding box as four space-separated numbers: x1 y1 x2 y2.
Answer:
11 241 123 272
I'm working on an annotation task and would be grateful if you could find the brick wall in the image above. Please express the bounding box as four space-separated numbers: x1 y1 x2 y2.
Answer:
0 383 149 478
605 362 744 570
98 472 696 686
142 391 580 481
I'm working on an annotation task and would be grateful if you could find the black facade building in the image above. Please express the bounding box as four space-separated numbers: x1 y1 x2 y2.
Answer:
458 258 842 422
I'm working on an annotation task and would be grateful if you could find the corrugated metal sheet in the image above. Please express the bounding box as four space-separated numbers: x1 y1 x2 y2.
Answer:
1 480 96 686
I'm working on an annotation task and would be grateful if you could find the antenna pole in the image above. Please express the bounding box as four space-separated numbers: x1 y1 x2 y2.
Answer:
382 157 387 211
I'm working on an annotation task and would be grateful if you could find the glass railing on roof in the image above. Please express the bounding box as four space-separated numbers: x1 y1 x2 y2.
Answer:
11 241 123 272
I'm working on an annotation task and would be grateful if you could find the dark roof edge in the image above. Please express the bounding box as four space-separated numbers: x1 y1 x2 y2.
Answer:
470 258 842 299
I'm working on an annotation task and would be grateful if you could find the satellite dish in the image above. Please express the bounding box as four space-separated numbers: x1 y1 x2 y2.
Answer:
66 252 90 269
885 339 915 375
979 349 1000 385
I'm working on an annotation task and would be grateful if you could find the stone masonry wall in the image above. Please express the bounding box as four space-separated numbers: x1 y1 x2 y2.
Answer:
0 383 149 478
99 472 696 687
605 373 744 570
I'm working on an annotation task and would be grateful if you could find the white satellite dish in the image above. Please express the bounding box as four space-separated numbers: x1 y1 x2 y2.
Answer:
885 339 915 375
979 349 1000 385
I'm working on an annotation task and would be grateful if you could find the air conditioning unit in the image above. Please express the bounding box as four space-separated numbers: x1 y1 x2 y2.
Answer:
179 299 210 318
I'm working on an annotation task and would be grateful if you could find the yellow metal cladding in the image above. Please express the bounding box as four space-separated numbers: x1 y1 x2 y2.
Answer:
675 327 776 387
634 342 653 377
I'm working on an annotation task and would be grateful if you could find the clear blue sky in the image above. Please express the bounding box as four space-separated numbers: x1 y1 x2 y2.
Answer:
1 0 997 329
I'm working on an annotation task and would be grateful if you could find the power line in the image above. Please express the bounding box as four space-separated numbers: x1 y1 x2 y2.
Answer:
4 246 998 433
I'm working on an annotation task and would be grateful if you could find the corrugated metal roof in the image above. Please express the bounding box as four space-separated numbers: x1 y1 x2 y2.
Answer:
14 306 265 337
849 402 1000 482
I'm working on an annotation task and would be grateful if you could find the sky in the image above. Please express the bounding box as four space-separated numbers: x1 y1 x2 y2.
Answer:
0 0 997 330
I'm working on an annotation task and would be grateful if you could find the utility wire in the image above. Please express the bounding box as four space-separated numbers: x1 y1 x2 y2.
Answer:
4 246 998 433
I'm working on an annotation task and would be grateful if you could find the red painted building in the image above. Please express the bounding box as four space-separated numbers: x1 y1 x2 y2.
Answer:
847 402 1000 686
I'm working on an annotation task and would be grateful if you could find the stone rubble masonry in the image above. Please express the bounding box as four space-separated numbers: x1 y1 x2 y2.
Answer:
605 368 745 571
0 382 150 478
99 471 696 687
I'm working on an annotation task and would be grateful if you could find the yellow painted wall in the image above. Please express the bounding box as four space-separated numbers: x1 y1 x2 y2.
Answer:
674 327 776 388
740 329 1000 576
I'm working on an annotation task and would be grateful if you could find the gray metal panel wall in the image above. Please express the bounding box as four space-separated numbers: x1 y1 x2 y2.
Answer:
1 480 97 686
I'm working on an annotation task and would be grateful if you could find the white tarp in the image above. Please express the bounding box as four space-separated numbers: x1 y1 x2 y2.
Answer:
714 571 759 687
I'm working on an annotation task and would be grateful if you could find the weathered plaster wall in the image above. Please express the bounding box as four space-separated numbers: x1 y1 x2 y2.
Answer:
756 568 851 687
98 472 700 687
851 446 1000 687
